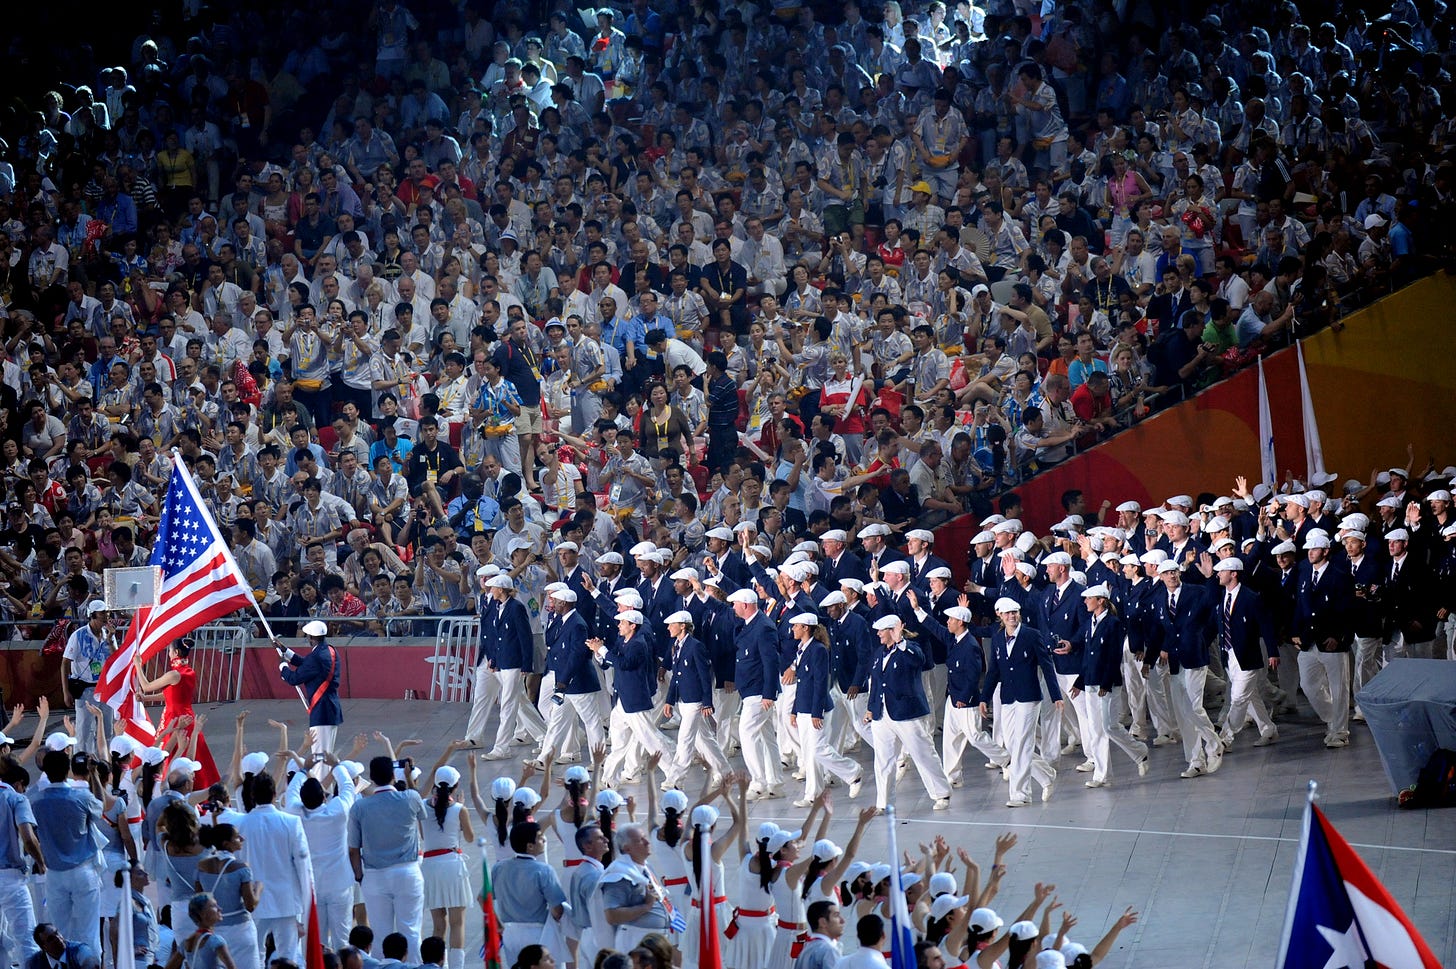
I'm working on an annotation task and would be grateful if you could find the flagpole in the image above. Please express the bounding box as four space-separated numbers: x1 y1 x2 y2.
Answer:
1275 781 1317 968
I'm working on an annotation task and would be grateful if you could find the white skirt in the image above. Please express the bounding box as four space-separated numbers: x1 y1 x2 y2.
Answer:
724 912 776 969
422 851 474 910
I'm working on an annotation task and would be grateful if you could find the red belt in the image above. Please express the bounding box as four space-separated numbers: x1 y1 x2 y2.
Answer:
564 859 584 867
778 920 805 931
663 876 689 886
422 848 462 858
739 908 774 918
691 896 729 908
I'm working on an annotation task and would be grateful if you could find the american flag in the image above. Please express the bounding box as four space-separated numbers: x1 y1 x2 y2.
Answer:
96 606 157 751
129 456 257 663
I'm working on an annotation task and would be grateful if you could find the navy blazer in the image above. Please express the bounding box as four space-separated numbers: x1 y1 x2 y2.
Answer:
1343 554 1383 638
733 611 781 700
1152 582 1213 671
604 631 657 713
665 634 714 707
560 566 597 635
1073 611 1124 691
822 550 869 589
867 638 933 721
474 598 498 667
547 610 600 694
1294 561 1354 650
704 597 739 686
1113 578 1158 659
791 639 835 717
26 944 99 969
908 553 952 591
281 641 343 726
1216 585 1275 672
831 610 877 692
1041 581 1087 676
982 625 1061 706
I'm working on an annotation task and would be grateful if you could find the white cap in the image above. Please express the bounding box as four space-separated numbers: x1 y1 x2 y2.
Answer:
1168 494 1193 508
1036 952 1068 969
1119 554 1141 566
1306 490 1328 504
512 788 541 809
793 540 820 553
505 538 533 555
1386 528 1411 542
170 757 203 775
992 519 1021 534
704 576 724 588
550 588 578 603
341 760 365 779
749 544 773 558
928 871 958 897
1116 500 1142 513
544 582 567 594
1139 550 1168 565
1304 534 1331 549
652 549 672 564
1015 532 1039 554
1043 551 1073 567
980 514 1006 526
1159 510 1190 526
767 828 800 853
665 610 695 625
617 610 645 625
733 520 758 533
926 566 953 580
303 620 329 637
782 563 810 583
999 547 1024 561
45 732 77 751
872 615 904 630
555 541 580 553
1206 516 1230 532
87 600 108 616
691 804 720 828
906 528 935 542
1210 537 1234 553
869 863 893 884
1081 583 1111 597
1214 557 1244 572
970 907 1004 932
844 861 873 885
1014 561 1036 578
629 541 658 557
1008 920 1040 941
564 765 592 784
1442 523 1456 538
1061 943 1090 964
670 567 700 581
662 789 689 813
945 606 973 623
1212 496 1234 508
1156 560 1181 574
1272 540 1298 555
930 894 971 920
881 560 911 575
822 529 848 542
1376 494 1402 509
138 746 169 766
1251 482 1274 503
858 523 891 539
1343 531 1367 543
839 578 865 594
596 789 626 811
1389 468 1408 478
789 613 819 626
491 777 517 800
994 597 1022 614
1051 517 1082 534
1281 493 1308 508
812 839 843 861
598 551 624 565
486 575 515 589
240 751 270 775
1342 512 1370 530
108 735 138 757
819 591 848 608
727 589 759 604
474 565 494 577
614 589 644 607
434 765 461 787
971 530 995 544
706 526 734 541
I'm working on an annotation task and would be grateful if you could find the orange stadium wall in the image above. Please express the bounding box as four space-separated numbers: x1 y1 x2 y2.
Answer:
934 273 1456 582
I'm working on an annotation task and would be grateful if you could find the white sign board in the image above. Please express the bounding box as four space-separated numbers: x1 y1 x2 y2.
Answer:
104 566 163 611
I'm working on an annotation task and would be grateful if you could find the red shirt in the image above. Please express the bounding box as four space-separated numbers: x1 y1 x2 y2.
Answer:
1071 383 1112 423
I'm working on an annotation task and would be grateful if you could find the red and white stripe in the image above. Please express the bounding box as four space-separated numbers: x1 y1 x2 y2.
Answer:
132 542 254 663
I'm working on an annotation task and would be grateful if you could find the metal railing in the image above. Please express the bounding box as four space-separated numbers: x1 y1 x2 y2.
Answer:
429 617 480 703
139 622 250 704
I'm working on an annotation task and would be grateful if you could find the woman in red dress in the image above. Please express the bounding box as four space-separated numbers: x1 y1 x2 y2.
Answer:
135 639 220 788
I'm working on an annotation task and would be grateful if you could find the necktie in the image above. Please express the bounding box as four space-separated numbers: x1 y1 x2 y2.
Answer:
1169 592 1178 616
1392 561 1401 581
1222 592 1234 654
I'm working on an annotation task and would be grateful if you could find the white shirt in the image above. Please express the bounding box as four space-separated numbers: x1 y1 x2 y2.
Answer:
837 947 891 969
237 803 313 919
284 765 359 895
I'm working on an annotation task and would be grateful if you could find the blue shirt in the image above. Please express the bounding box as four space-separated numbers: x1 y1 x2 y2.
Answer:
492 854 566 922
31 784 103 870
0 783 36 869
600 314 646 359
348 788 427 869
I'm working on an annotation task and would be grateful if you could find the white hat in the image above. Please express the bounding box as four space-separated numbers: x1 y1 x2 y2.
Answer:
757 821 782 841
1442 523 1456 538
1014 561 1036 578
1376 494 1402 509
1043 551 1073 567
652 549 673 564
1168 494 1193 508
138 746 168 766
507 537 534 553
341 760 365 780
1304 534 1332 549
1139 550 1168 565
1206 516 1230 532
1305 490 1328 504
1389 467 1409 478
45 732 77 751
555 541 580 553
303 620 329 637
727 589 759 604
789 613 819 626
945 606 974 623
617 610 645 625
1271 540 1298 555
1312 470 1341 486
1156 560 1181 573
819 591 848 608
994 597 1022 614
87 600 108 616
598 551 624 565
993 518 1023 534
629 541 658 557
971 530 995 544
926 566 953 580
1008 920 1040 941
596 789 626 811
108 735 138 757
928 871 958 897
1251 482 1274 503
872 615 904 630
661 789 689 813
549 588 578 603
1070 570 1087 586
614 589 644 607
513 788 541 809
1210 537 1235 553
839 578 865 594
706 526 734 541
1159 510 1190 526
980 514 1007 527
906 528 935 543
881 560 911 575
474 565 495 577
564 765 592 784
999 548 1024 560
1214 557 1244 572
782 563 810 583
749 544 773 558
491 777 517 800
812 838 843 861
1081 583 1111 598
665 610 695 625
240 751 270 775
691 804 720 828
704 576 724 588
1119 554 1141 566
170 757 203 776
486 575 515 589
434 765 461 787
1116 500 1142 513
1015 532 1040 554
1061 943 1091 964
767 828 800 853
1385 528 1411 542
869 863 893 884
670 567 700 581
801 561 820 576
970 907 1004 933
822 529 848 542
1036 952 1068 969
1343 531 1367 543
1212 496 1234 509
1281 493 1309 508
844 861 873 885
733 520 758 533
858 523 891 539
1429 490 1452 502
793 540 820 553
930 894 971 920
1051 517 1082 534
544 582 567 594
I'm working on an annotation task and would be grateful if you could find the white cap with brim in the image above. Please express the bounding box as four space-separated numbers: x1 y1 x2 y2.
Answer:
108 735 138 757
881 560 910 575
491 778 517 800
665 610 694 625
45 732 77 751
858 523 891 539
303 620 329 637
931 894 971 921
727 589 759 604
240 751 270 775
970 907 1004 933
1139 550 1168 565
1043 551 1073 566
905 529 935 542
1156 560 1181 573
435 765 461 787
662 789 689 812
821 529 848 542
670 567 700 581
1272 540 1298 555
170 757 203 776
1214 557 1244 572
926 566 953 580
486 575 514 589
596 789 626 810
617 610 645 625
138 747 169 766
549 588 578 602
564 765 592 784
994 597 1022 614
789 613 819 626
972 530 995 544
555 541 580 553
513 788 542 808
1385 528 1411 542
839 578 864 593
706 527 734 541
872 615 904 630
614 589 644 607
1014 561 1036 577
598 551 624 565
1304 533 1332 549
691 804 720 828
945 606 973 623
1081 583 1111 597
819 591 848 608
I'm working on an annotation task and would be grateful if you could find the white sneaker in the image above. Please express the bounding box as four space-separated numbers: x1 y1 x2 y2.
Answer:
1153 735 1178 746
483 748 511 761
760 787 784 800
1074 760 1094 772
793 798 814 808
1041 772 1057 802
1084 779 1106 789
848 775 863 798
932 797 951 810
1060 741 1081 756
1137 757 1150 777
1180 765 1204 779
1325 736 1349 749
792 770 806 781
1254 732 1279 746
950 777 964 789
1006 798 1031 808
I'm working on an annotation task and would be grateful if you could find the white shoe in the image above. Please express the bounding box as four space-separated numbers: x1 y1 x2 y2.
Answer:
1205 753 1223 774
483 748 512 760
1153 734 1178 746
746 784 763 800
1084 779 1106 789
1137 757 1149 778
1325 736 1349 749
1074 760 1094 772
660 780 679 792
848 775 863 799
950 777 964 789
1129 728 1149 741
1006 798 1031 808
984 760 1000 769
793 798 814 808
792 770 806 781
760 787 784 799
932 797 951 810
1180 765 1204 779
1254 732 1278 747
522 758 546 770
1041 772 1056 802
1060 741 1081 755
896 759 909 780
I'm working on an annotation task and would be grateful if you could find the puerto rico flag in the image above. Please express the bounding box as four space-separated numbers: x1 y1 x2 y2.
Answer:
1277 800 1441 969
883 807 917 969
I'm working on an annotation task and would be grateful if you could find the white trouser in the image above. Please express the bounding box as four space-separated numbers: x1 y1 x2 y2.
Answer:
921 666 947 730
540 690 607 762
1352 636 1383 711
1297 650 1351 742
46 864 102 954
1079 688 1148 784
215 921 259 969
796 715 860 799
774 685 801 765
494 668 548 751
738 696 782 790
1120 641 1147 730
829 686 854 752
942 700 1006 782
75 685 113 759
0 867 40 965
843 691 869 751
1386 631 1435 662
310 725 338 780
502 921 544 969
257 915 301 966
361 863 426 962
674 702 731 780
465 661 500 743
869 716 952 808
1169 668 1221 769
1054 672 1082 747
1144 661 1179 738
1002 700 1055 803
1275 643 1301 708
602 709 673 784
714 687 742 750
1220 652 1276 742
318 884 355 951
